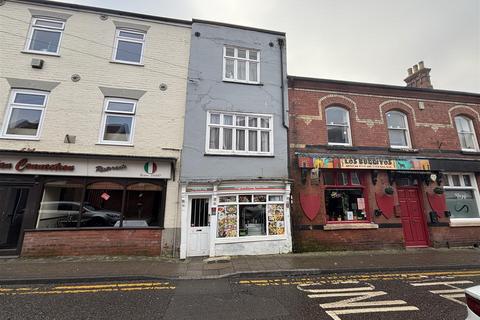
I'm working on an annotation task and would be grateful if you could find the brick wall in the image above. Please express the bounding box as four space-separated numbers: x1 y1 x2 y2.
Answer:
288 87 480 153
293 228 405 252
0 1 192 232
430 227 480 248
288 78 480 252
21 229 162 256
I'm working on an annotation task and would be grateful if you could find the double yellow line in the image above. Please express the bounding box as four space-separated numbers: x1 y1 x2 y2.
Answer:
238 269 480 286
0 282 175 296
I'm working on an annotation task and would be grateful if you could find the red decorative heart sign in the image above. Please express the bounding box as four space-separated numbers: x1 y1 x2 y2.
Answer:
375 192 394 219
300 193 321 221
427 193 447 217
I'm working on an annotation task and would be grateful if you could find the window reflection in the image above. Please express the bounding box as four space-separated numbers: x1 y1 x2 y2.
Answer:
36 181 164 229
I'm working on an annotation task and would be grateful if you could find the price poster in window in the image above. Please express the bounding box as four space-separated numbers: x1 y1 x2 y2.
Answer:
267 204 285 235
217 205 237 238
357 198 365 210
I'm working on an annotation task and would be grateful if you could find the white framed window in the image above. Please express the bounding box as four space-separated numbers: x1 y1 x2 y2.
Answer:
454 116 479 152
112 29 146 64
99 98 136 145
25 17 65 55
206 111 273 155
443 173 480 220
386 111 412 148
326 106 351 146
1 90 48 139
223 46 260 84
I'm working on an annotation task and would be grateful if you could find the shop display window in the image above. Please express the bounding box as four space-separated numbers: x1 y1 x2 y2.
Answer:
37 181 84 228
217 194 285 238
36 180 164 229
444 173 480 219
323 171 368 222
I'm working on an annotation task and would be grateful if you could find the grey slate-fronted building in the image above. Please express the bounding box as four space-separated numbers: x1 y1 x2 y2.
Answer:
179 20 291 258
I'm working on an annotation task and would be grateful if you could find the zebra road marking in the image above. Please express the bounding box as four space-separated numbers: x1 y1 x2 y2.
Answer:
410 280 473 306
297 281 418 320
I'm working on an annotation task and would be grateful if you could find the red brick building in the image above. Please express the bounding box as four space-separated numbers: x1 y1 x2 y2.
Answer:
288 63 480 251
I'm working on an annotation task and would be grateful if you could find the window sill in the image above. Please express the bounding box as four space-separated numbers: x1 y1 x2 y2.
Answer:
21 50 60 57
215 235 288 244
388 147 418 153
326 144 357 151
449 218 480 228
96 142 134 147
324 223 378 231
204 152 274 158
110 60 144 67
461 150 480 155
222 79 263 86
0 136 40 141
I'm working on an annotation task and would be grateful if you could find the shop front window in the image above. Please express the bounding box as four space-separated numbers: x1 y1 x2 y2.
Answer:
124 183 162 226
323 171 368 222
217 194 285 238
444 173 480 219
37 181 84 228
36 180 164 229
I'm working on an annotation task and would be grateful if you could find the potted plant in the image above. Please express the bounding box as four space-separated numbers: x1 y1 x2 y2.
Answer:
433 187 444 195
384 186 394 195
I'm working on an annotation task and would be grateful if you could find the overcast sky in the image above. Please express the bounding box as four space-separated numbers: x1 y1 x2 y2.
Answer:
54 0 480 93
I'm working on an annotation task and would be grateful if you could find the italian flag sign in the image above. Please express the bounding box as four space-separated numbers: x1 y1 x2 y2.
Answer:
144 161 157 174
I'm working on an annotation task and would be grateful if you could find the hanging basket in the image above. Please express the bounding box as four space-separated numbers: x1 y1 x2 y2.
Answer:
384 186 394 195
433 187 444 195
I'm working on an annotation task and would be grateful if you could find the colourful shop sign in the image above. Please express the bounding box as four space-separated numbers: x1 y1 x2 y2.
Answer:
297 154 430 171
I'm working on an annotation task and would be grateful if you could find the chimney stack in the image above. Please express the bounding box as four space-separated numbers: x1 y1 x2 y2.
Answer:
404 61 433 89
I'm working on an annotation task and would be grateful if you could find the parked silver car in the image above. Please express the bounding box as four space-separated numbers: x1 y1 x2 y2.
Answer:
37 201 121 228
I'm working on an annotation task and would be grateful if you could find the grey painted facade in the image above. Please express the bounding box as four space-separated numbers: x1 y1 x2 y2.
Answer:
181 22 289 182
179 21 292 258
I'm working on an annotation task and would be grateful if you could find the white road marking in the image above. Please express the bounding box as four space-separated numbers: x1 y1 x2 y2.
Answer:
410 280 473 306
325 306 420 320
297 281 418 320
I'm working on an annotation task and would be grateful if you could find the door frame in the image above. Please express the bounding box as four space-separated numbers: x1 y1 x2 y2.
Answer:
397 186 430 247
0 175 40 256
186 196 211 257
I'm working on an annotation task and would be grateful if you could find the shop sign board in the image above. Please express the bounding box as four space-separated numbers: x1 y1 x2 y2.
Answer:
0 156 171 179
297 154 430 171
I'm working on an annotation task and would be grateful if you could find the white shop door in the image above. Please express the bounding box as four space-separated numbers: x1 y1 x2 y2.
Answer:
187 198 210 257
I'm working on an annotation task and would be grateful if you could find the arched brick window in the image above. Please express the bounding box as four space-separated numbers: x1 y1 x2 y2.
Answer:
386 111 411 148
454 116 479 151
326 106 351 146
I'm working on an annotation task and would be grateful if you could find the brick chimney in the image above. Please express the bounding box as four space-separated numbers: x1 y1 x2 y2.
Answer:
404 61 433 89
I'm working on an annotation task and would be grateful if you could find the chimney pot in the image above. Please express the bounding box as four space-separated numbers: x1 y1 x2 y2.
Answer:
404 61 433 89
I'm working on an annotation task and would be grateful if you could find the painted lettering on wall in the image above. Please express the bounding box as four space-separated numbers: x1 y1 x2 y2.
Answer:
0 161 13 169
14 158 75 172
297 154 431 171
95 164 127 172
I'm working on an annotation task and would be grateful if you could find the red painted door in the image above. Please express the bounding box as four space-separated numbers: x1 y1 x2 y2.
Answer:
397 188 429 247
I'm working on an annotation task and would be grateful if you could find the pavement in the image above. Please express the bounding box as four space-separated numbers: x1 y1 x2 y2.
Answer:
0 247 479 284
